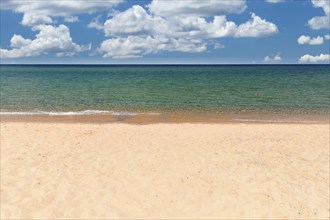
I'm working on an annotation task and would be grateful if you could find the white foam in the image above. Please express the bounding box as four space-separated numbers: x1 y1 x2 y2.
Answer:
0 110 139 116
0 111 47 115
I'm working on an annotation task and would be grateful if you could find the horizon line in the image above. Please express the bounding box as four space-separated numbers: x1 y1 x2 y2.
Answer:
1 63 330 65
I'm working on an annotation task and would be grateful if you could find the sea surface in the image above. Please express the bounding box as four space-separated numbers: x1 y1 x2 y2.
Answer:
0 65 329 116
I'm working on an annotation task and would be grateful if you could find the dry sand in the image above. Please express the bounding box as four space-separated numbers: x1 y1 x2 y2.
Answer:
1 122 329 219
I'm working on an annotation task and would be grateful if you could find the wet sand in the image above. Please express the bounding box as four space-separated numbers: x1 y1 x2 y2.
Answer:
1 121 329 219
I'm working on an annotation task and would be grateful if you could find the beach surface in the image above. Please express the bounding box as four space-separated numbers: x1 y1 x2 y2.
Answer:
1 121 329 219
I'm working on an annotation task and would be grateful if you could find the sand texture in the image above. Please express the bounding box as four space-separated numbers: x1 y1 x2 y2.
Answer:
1 122 329 219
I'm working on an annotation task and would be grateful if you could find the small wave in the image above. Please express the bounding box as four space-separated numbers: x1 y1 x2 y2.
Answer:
0 110 139 116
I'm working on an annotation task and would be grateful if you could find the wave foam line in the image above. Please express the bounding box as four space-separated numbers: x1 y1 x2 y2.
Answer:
0 110 140 116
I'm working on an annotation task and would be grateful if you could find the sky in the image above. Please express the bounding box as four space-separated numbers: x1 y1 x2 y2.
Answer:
0 0 329 64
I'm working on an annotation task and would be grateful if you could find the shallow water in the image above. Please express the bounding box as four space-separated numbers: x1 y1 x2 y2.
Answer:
1 65 329 115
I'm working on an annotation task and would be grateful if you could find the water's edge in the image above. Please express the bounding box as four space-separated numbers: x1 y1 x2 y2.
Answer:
1 111 328 124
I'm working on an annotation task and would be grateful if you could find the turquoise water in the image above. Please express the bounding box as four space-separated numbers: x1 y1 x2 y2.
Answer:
0 65 329 115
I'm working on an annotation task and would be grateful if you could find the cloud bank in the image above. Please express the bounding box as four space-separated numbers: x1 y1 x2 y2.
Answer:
1 0 123 22
299 54 330 63
148 0 247 17
99 1 278 58
0 0 282 60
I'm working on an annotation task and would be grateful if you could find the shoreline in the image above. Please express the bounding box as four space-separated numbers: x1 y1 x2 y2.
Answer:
1 112 329 124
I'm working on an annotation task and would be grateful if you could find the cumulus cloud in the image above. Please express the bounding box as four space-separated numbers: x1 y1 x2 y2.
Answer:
1 0 279 59
235 13 278 37
264 53 282 62
10 35 32 48
299 54 330 63
308 0 330 30
100 4 278 58
325 34 330 40
21 13 53 26
104 7 236 38
148 0 247 17
266 0 285 3
308 16 330 30
0 25 87 58
0 0 123 57
103 7 274 39
1 0 123 26
98 36 207 58
297 35 324 45
104 5 160 37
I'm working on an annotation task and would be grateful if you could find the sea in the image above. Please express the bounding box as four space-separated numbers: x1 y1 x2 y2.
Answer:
1 65 329 118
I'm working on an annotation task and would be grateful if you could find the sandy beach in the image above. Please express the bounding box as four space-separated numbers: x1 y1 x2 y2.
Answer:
1 121 329 219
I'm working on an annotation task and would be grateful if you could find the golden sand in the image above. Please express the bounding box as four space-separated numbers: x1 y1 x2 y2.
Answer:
1 122 329 219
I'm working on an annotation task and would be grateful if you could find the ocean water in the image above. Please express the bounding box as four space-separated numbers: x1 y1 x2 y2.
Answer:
0 65 329 115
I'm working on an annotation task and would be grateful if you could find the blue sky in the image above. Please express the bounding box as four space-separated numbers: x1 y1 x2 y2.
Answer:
0 0 329 64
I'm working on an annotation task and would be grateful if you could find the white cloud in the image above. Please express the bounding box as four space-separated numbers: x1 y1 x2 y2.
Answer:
103 7 278 39
98 36 207 59
325 34 330 40
311 0 330 14
266 0 285 3
0 0 120 57
264 53 282 62
297 35 324 45
299 53 330 63
308 16 330 30
21 13 53 26
168 14 277 38
100 5 278 58
104 7 237 38
104 5 162 37
0 0 123 17
197 16 238 38
235 13 278 37
1 0 279 59
148 0 247 17
0 25 86 58
10 35 32 48
308 0 330 30
1 0 123 26
64 16 79 23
